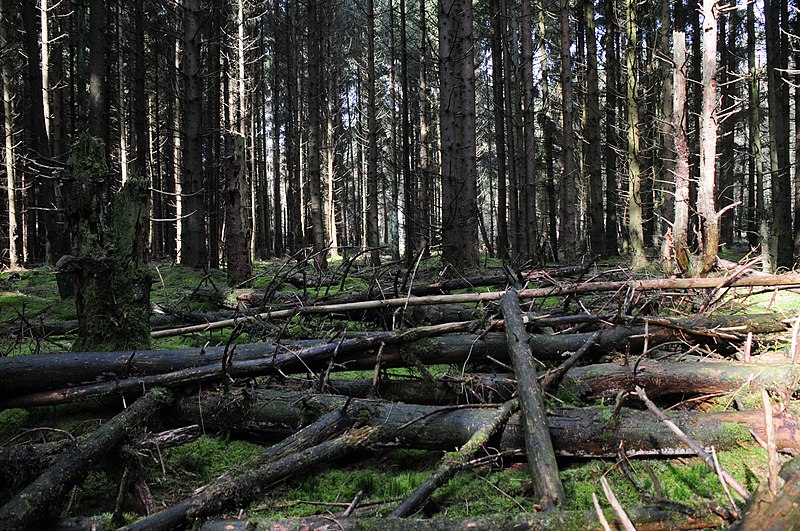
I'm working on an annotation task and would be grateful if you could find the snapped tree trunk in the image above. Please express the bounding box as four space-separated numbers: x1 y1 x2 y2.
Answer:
57 134 152 352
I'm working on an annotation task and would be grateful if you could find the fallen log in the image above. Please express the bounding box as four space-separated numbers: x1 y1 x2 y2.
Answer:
3 320 783 407
390 399 519 517
194 505 729 531
125 425 390 531
0 388 173 531
0 322 480 408
167 389 800 457
501 289 564 508
730 455 800 530
151 273 800 338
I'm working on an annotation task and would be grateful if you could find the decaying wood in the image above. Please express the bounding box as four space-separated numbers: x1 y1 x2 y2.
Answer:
391 399 519 517
124 423 390 531
2 313 784 401
731 456 800 530
194 503 728 530
151 273 800 338
501 289 564 508
0 388 173 531
167 389 800 457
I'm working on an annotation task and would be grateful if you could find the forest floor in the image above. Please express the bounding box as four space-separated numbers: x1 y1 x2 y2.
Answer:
1 252 799 529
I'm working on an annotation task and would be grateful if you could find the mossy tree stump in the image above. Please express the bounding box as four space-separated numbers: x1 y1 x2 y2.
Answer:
57 134 152 352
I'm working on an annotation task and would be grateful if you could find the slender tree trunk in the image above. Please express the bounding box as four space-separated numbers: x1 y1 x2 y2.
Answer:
625 0 647 268
559 0 578 261
0 0 17 268
307 0 328 271
131 0 147 180
88 0 107 145
603 0 618 255
673 30 691 274
366 0 380 265
417 0 431 256
491 0 509 259
747 1 769 269
697 0 720 273
520 0 538 259
400 0 415 265
765 0 792 268
272 3 283 257
585 0 604 256
658 0 675 241
717 4 736 248
181 0 207 269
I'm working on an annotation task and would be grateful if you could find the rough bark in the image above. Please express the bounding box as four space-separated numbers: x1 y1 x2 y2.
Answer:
490 0 508 259
585 0 605 256
4 314 783 401
732 456 800 530
57 134 152 352
558 0 578 260
223 132 252 284
391 400 518 517
625 0 647 268
439 0 479 268
520 0 538 258
0 388 173 531
124 408 379 531
0 0 18 267
603 0 619 256
167 388 800 457
502 290 564 508
697 0 719 274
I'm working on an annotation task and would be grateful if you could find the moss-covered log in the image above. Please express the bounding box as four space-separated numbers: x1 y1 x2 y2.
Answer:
124 424 389 531
0 387 173 531
167 389 800 456
57 134 152 352
501 289 564 507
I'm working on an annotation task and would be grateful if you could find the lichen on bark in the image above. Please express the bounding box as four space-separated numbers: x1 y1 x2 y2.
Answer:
57 133 152 352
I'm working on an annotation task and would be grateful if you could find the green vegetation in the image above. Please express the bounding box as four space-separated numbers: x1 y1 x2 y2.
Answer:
2 259 797 526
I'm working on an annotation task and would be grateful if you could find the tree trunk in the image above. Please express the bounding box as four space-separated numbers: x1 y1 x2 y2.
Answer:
0 388 173 531
0 1 18 268
585 0 604 257
697 0 719 274
491 0 509 259
559 0 578 261
366 0 380 265
603 0 619 256
502 291 564 508
672 30 691 274
439 0 479 269
625 0 647 268
307 0 328 271
180 0 207 268
520 0 538 259
57 135 152 352
169 388 800 457
224 131 252 285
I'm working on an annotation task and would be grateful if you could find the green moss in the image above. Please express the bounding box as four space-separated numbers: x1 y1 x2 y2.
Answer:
158 436 261 486
0 409 30 441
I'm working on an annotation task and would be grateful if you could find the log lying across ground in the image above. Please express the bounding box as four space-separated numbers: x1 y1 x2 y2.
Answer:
1 313 784 402
167 389 800 456
151 274 800 337
0 388 174 531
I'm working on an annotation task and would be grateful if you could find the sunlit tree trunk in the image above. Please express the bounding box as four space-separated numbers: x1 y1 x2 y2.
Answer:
625 0 647 268
0 1 18 268
673 30 691 274
697 0 719 273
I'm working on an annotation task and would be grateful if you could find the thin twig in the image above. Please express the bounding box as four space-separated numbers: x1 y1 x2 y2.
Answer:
710 446 739 517
763 389 779 496
592 492 612 531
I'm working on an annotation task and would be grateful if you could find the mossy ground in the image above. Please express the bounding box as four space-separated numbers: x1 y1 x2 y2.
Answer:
2 257 798 525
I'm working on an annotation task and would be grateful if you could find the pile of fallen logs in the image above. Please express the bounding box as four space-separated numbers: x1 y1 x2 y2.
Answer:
3 268 800 529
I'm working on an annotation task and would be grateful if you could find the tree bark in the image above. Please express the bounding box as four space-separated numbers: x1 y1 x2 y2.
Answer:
732 456 800 530
490 0 509 259
307 0 328 271
168 388 800 457
625 0 647 268
603 0 619 256
502 290 564 508
0 0 18 268
439 0 479 268
559 0 578 261
223 131 252 284
0 388 173 531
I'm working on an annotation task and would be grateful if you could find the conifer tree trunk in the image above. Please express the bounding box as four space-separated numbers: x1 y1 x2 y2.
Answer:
625 0 647 268
439 0 479 268
521 0 538 259
491 0 509 259
366 0 380 265
181 0 207 268
585 0 604 256
603 0 619 256
673 29 691 273
0 1 18 269
559 0 578 261
307 0 328 270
